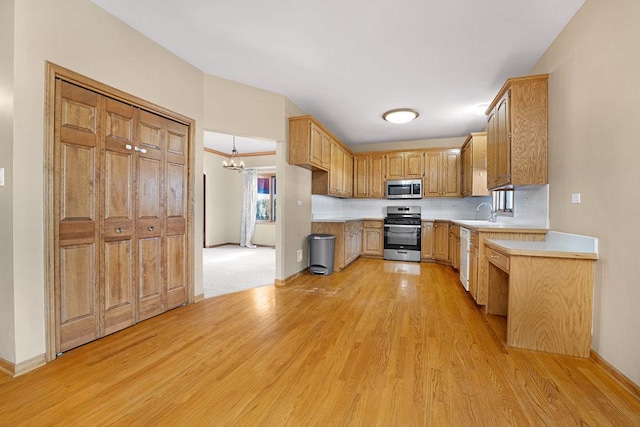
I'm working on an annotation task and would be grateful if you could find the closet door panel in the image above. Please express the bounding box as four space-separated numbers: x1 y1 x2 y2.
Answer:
59 244 98 352
138 237 163 321
103 240 134 335
102 98 136 334
166 234 186 309
55 81 100 353
165 120 188 308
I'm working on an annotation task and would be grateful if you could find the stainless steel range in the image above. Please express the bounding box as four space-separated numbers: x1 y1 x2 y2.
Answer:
383 206 421 262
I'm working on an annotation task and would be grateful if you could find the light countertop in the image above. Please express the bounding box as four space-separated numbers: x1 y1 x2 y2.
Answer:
485 231 599 260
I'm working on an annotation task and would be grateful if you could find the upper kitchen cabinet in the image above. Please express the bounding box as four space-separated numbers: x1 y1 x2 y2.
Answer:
461 132 489 197
385 151 424 180
486 74 548 190
424 149 461 197
289 115 331 170
353 153 385 198
313 137 353 197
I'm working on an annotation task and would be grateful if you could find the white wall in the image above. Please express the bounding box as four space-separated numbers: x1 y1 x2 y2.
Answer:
530 0 640 384
203 151 276 247
0 0 16 363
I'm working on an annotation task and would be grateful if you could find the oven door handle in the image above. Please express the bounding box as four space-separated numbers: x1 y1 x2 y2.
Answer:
384 224 421 229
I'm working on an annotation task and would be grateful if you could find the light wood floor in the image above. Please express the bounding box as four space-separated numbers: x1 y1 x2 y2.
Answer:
1 259 639 425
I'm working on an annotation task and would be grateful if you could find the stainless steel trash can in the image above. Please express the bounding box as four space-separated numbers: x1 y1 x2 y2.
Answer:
308 234 336 275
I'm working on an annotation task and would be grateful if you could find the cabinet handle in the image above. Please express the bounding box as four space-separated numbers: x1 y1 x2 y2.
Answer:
148 226 155 232
490 255 499 259
115 227 122 234
134 146 148 154
125 144 132 150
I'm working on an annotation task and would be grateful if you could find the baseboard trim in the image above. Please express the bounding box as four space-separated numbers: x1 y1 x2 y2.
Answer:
590 350 640 402
204 243 276 249
194 293 205 303
0 354 47 378
275 268 309 286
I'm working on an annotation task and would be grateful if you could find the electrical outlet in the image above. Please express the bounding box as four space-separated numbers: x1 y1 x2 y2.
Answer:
571 193 581 204
296 249 303 262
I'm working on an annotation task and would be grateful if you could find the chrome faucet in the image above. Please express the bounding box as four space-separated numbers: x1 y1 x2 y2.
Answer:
476 202 497 222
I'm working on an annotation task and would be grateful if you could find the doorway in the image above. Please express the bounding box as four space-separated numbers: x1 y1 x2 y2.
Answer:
202 131 277 298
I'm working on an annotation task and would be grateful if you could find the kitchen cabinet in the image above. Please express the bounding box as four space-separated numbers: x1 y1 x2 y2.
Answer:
461 132 489 197
354 154 386 198
421 221 434 260
289 115 331 171
468 231 479 301
311 136 353 198
485 74 548 190
362 220 383 257
311 220 363 272
449 225 460 270
434 221 450 262
424 149 461 197
385 151 424 180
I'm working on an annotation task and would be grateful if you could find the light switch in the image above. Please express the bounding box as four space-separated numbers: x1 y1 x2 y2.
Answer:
297 200 303 206
571 193 581 204
0 168 4 187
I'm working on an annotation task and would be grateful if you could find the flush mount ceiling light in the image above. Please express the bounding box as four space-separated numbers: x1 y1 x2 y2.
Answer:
382 108 419 124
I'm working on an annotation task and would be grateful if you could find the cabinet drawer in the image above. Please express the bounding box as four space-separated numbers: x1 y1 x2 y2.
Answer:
470 231 479 247
363 220 383 229
346 220 362 232
487 248 509 272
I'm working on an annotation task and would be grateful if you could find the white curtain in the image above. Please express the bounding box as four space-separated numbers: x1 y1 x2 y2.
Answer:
240 169 257 248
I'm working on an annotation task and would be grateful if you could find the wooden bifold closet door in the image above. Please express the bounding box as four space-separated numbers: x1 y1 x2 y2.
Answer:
54 80 188 353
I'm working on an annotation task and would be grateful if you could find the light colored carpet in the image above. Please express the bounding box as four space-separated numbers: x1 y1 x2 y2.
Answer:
203 245 276 298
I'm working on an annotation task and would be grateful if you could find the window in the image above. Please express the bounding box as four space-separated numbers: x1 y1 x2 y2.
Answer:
492 189 514 216
256 175 276 222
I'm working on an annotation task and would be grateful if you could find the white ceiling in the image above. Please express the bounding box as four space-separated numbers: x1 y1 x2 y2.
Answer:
91 0 584 147
204 131 276 156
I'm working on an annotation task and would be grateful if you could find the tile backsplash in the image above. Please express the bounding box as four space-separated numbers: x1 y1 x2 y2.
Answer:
312 184 549 224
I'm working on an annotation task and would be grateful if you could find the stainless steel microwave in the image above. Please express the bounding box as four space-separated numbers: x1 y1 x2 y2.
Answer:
386 179 423 199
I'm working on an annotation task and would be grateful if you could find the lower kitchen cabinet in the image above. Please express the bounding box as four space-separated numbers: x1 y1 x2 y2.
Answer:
468 232 479 301
421 221 434 260
362 220 383 257
434 221 450 262
311 220 363 272
449 225 460 270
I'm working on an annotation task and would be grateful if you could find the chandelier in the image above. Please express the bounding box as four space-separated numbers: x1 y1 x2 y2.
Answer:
222 136 245 171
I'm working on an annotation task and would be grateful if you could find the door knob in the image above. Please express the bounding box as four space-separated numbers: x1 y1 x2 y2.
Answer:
148 226 154 231
115 227 122 234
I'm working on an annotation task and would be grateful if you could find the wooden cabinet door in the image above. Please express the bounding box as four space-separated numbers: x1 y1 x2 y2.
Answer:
434 222 449 262
136 110 165 321
404 152 424 178
369 154 385 198
461 143 472 197
309 122 324 168
363 228 382 256
321 132 331 169
55 81 101 352
486 112 498 188
442 149 461 197
496 91 511 187
102 98 136 336
385 153 404 180
469 244 479 302
329 141 343 195
424 150 442 197
421 222 434 259
353 155 368 198
343 151 353 197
